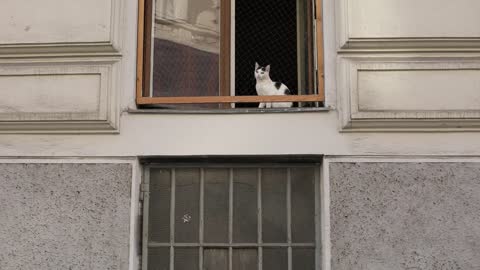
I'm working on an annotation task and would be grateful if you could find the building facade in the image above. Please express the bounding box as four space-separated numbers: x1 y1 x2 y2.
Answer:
0 0 479 269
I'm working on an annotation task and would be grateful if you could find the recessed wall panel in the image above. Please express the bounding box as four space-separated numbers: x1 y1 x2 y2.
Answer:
339 57 480 131
0 74 101 118
0 61 118 133
0 0 112 44
357 69 480 111
348 0 480 39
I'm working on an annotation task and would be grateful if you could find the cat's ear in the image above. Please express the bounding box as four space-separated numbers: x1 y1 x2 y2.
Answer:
265 65 270 72
255 62 259 70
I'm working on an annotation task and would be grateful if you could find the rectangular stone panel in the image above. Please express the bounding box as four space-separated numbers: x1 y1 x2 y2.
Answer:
0 60 118 133
0 74 101 119
0 0 112 44
330 161 480 270
347 0 480 38
357 69 480 112
0 163 132 270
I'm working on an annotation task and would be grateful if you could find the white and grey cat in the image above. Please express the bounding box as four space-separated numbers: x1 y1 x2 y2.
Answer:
254 62 293 108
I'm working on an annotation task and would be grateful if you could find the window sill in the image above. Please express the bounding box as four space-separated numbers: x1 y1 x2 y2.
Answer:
128 107 331 114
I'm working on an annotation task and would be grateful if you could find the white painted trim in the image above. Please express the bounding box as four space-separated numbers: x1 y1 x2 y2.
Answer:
320 158 331 270
129 159 142 270
339 38 480 53
0 157 136 163
325 155 480 163
323 0 336 108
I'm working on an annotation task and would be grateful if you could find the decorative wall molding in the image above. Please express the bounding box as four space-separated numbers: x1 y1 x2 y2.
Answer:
336 0 480 52
0 0 123 57
0 58 120 133
338 55 480 132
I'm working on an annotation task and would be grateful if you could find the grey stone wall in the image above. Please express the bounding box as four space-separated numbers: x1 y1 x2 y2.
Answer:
0 163 132 270
330 162 480 270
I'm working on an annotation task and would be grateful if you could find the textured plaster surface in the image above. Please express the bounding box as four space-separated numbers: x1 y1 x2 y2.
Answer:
0 163 132 270
330 162 480 270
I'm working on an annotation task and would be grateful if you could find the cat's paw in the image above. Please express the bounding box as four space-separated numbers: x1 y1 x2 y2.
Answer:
259 102 266 108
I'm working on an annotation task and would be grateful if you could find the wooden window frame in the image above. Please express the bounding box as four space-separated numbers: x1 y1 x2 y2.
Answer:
136 0 325 106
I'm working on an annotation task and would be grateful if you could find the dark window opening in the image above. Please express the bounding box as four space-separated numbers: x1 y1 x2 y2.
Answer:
235 0 317 108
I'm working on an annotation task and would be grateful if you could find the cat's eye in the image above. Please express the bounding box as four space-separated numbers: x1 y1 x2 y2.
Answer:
137 0 325 109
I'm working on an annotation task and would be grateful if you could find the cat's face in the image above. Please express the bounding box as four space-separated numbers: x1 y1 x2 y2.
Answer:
254 62 270 80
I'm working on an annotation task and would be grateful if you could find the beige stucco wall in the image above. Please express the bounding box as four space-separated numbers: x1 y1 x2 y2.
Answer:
0 0 480 154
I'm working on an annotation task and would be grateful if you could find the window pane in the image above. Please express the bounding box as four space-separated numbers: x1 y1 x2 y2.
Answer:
148 247 170 270
149 169 171 243
204 249 228 270
204 169 229 243
292 248 315 270
263 248 287 270
174 248 198 270
262 168 287 243
153 0 220 98
233 169 258 243
233 249 257 270
291 167 315 243
175 168 200 243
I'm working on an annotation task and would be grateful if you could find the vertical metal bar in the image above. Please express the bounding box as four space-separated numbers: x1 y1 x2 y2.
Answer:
257 168 263 270
170 169 176 270
199 168 204 270
315 166 321 270
229 168 234 270
287 168 292 270
142 167 150 270
229 248 233 270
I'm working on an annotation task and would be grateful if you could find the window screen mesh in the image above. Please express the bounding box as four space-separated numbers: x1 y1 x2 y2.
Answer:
145 165 318 270
235 0 297 96
235 0 316 107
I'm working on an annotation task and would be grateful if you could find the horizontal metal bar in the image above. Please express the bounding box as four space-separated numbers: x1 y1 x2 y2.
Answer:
148 243 316 248
140 155 324 166
137 94 324 105
145 164 319 169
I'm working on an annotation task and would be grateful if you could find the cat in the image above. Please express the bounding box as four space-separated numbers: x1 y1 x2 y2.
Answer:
254 62 293 108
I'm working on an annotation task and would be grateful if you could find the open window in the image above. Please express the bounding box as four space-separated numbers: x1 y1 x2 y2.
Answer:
136 0 324 108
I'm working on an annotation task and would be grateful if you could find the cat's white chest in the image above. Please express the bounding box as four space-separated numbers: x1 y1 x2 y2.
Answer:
256 82 275 96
